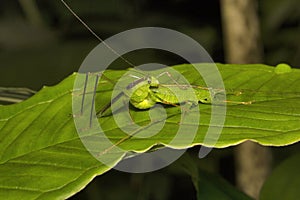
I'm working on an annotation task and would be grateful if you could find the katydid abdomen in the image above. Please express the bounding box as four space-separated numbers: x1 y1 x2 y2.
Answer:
151 86 210 106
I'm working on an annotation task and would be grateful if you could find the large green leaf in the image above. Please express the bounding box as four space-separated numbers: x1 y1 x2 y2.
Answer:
0 63 299 199
92 63 300 150
0 76 114 199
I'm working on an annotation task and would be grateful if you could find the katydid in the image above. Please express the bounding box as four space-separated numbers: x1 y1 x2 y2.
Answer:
91 69 252 118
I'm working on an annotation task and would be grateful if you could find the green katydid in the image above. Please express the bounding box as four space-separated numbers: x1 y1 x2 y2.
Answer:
87 68 252 119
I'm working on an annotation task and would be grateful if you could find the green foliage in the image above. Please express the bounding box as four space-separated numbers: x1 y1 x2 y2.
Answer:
0 76 111 199
261 0 300 66
260 153 300 200
0 63 299 199
178 154 253 200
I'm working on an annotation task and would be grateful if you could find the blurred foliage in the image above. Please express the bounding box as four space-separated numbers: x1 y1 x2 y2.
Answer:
0 0 299 90
261 0 300 67
0 0 299 199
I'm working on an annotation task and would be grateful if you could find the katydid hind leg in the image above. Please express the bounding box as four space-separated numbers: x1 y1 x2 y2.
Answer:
80 73 89 115
89 73 101 127
156 71 185 88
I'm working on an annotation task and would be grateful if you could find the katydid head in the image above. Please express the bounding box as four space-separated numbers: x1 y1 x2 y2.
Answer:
195 89 212 104
199 96 212 104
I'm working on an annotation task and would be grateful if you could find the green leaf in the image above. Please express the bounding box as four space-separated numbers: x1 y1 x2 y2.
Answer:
194 170 253 200
260 153 300 200
0 63 299 199
0 75 118 199
177 153 253 200
93 63 300 151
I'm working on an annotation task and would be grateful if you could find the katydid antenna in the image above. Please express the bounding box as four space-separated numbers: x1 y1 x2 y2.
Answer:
60 0 135 68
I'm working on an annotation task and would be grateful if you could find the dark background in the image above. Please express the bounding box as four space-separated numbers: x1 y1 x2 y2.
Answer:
0 0 299 90
0 0 299 199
